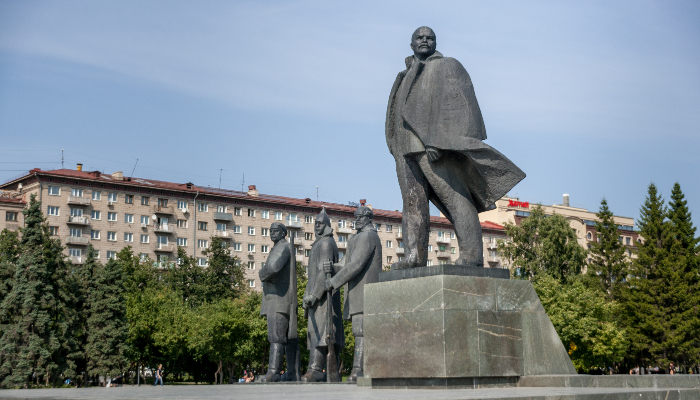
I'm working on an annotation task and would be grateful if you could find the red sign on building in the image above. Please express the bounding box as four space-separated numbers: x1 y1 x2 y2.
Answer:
508 199 529 208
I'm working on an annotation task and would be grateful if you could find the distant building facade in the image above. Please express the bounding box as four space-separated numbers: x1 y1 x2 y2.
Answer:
0 167 508 290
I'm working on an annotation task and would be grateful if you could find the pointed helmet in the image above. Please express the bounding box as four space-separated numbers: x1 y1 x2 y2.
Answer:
316 207 331 227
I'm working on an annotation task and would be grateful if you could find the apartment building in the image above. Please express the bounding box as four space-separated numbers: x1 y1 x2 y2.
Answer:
0 167 508 290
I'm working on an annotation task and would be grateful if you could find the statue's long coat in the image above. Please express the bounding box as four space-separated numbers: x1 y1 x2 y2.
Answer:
304 226 344 349
259 239 298 339
329 224 382 319
386 51 525 213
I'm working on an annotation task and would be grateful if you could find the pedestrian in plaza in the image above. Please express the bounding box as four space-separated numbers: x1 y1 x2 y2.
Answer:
154 364 163 386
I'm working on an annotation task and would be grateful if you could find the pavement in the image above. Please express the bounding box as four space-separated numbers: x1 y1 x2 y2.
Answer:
0 384 698 400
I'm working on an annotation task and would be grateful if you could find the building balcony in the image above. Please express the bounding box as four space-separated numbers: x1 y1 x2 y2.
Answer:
396 231 403 239
67 196 91 206
486 241 499 249
154 225 175 234
286 220 303 229
65 236 89 245
338 227 353 234
436 251 451 259
67 216 90 225
436 237 451 244
293 237 303 245
69 256 83 264
487 256 501 264
247 250 256 255
215 230 232 239
337 242 347 249
154 244 175 252
213 212 234 221
153 205 175 215
396 248 404 255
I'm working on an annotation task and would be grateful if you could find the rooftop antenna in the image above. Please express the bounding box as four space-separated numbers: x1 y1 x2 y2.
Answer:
241 173 245 192
130 158 139 178
316 186 319 201
61 149 64 169
219 169 223 189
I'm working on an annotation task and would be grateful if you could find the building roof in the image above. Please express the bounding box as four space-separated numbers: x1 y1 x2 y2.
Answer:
2 168 504 231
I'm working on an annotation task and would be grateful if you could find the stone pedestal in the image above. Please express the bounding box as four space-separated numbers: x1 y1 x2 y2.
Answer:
363 266 576 387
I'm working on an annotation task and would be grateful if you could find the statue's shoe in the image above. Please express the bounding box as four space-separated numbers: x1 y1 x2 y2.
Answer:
346 368 363 383
259 371 281 383
300 369 325 383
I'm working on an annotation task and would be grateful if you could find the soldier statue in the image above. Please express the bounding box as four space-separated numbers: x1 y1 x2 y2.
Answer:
259 222 299 382
323 206 381 383
301 209 344 382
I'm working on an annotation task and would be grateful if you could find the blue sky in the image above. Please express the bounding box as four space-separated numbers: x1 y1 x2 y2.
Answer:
1 0 699 222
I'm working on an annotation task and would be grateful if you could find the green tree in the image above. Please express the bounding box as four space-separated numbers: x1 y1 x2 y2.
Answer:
85 256 128 383
0 230 19 309
587 198 629 301
498 205 586 282
167 247 207 306
534 275 628 372
201 237 245 302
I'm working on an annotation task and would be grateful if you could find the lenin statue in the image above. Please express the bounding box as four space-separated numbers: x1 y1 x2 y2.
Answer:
259 222 299 382
323 206 382 383
386 26 525 269
300 208 344 382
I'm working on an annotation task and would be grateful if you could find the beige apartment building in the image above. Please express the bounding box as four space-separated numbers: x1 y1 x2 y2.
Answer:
0 167 508 290
479 194 639 259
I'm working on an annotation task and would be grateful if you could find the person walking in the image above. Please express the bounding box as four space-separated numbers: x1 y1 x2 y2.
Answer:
154 364 163 386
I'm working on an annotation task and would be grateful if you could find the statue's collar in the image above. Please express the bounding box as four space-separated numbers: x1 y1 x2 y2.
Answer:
405 51 443 69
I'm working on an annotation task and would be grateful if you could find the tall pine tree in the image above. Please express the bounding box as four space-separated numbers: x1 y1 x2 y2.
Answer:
588 198 629 301
85 253 128 383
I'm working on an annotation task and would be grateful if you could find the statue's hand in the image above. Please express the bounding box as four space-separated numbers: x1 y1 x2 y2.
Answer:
324 279 334 292
303 295 318 308
426 147 442 162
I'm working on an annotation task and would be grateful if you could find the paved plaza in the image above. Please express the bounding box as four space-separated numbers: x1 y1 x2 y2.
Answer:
0 384 698 400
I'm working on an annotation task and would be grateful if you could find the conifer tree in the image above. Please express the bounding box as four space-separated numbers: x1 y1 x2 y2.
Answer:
202 237 245 302
72 245 99 386
0 195 60 387
0 230 19 309
85 255 128 383
588 198 629 301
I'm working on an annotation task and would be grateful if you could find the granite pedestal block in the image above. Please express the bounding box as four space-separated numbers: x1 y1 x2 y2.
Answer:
363 269 576 387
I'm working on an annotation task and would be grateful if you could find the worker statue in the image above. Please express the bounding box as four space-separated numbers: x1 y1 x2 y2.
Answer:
301 208 344 382
259 222 299 382
386 26 525 269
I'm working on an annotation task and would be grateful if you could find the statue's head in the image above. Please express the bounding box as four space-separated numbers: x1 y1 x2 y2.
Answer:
411 26 437 60
270 222 287 242
314 208 331 237
354 206 374 231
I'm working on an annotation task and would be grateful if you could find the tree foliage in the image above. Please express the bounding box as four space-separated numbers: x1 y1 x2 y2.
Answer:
587 198 629 301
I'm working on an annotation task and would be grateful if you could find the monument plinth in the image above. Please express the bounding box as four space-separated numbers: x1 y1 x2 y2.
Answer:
363 268 576 388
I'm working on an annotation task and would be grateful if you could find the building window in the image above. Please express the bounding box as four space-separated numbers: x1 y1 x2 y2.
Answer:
141 234 149 244
91 230 100 240
439 245 446 251
5 212 17 222
439 260 448 265
339 251 345 260
217 205 227 213
398 241 404 248
426 260 433 267
261 228 269 237
233 225 241 234
49 226 59 236
69 248 81 257
261 210 269 219
248 226 255 235
248 279 255 288
626 237 631 245
261 245 269 253
375 223 381 230
48 186 60 196
177 237 187 246
232 243 241 251
177 219 187 228
248 209 255 217
69 228 82 237
450 232 455 239
233 207 241 216
305 232 313 240
587 232 592 240
140 215 149 225
216 223 227 231
428 245 433 252
108 212 117 221
92 191 101 201
125 195 134 204
247 261 255 270
451 247 456 254
338 235 347 243
108 193 117 203
198 239 208 249
386 240 393 248
247 244 255 252
125 214 134 223
141 196 150 205
387 256 392 264
197 258 208 266
71 188 83 197
177 200 187 210
386 225 393 232
305 215 313 223
107 231 116 241
139 253 149 262
275 212 283 221
619 236 623 243
305 249 311 257
70 208 83 217
198 203 208 212
47 206 60 216
158 198 168 207
338 220 346 228
107 251 116 260
124 233 133 242
198 221 208 231
92 210 101 220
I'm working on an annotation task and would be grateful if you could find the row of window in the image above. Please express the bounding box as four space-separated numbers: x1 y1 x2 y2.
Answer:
5 211 18 221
